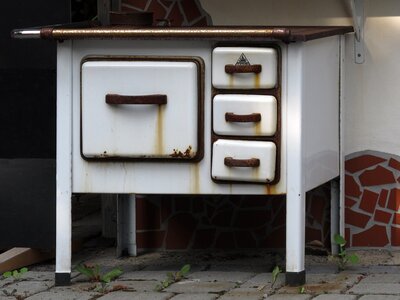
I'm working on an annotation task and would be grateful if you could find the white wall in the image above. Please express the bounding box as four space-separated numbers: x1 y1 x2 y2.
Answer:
200 0 400 156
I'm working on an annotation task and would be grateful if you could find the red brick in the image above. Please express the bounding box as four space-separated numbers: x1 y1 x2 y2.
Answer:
378 189 389 208
345 208 370 228
175 198 191 212
387 189 400 211
359 189 379 214
389 158 400 171
261 227 285 248
166 2 184 26
165 213 197 249
359 166 396 186
159 0 173 10
374 210 392 224
345 155 386 173
136 198 161 230
309 196 327 225
192 229 216 249
180 0 202 23
147 0 167 22
191 16 208 26
233 210 270 228
398 176 400 183
192 199 204 213
345 197 357 208
391 226 400 246
352 225 389 247
306 227 322 243
394 213 400 225
137 231 165 249
206 204 215 219
240 196 268 208
345 228 351 245
215 232 236 249
345 175 362 198
271 197 285 214
235 231 257 248
121 0 149 11
271 205 286 228
211 209 233 227
161 198 172 223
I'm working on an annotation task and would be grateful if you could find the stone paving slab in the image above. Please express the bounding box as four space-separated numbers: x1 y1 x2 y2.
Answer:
218 287 266 299
264 294 312 300
164 280 236 294
347 283 400 295
1 280 53 298
25 289 96 300
241 273 285 289
118 270 174 282
22 271 55 281
358 296 400 300
110 280 159 292
170 293 218 300
312 295 357 300
342 265 400 274
277 274 360 295
97 291 174 299
188 271 255 283
360 274 400 283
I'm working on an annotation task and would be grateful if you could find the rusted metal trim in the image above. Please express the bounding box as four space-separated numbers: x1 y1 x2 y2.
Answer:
105 94 167 105
48 27 291 41
224 157 260 168
225 112 261 123
225 64 262 74
40 28 54 40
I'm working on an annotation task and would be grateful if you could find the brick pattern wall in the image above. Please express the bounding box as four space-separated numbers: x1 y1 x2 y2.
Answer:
345 150 400 247
136 184 331 251
121 0 211 26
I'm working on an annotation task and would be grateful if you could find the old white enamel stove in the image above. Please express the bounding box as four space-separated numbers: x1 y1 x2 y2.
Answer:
12 25 352 286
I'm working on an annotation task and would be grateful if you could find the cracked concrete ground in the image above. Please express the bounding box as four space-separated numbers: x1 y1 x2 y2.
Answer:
1 246 400 299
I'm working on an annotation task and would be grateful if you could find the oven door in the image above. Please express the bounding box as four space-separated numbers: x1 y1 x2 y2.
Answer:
80 56 204 161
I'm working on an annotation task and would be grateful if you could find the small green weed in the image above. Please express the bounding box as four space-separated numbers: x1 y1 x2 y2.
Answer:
299 286 305 294
155 264 191 291
333 234 359 270
3 267 28 280
75 264 123 283
271 265 282 288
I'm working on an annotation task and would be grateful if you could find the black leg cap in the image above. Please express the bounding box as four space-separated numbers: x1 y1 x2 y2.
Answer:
55 272 71 286
286 270 306 286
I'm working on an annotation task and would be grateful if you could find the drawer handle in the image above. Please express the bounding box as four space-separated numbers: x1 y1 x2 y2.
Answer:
106 94 167 105
225 64 262 74
225 112 261 123
224 157 260 168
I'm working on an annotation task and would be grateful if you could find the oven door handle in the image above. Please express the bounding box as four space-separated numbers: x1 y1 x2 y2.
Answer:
105 94 167 105
225 112 261 123
224 157 260 168
224 64 262 74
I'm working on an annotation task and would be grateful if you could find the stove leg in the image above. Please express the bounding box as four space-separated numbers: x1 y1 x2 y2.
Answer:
117 194 137 257
55 41 73 287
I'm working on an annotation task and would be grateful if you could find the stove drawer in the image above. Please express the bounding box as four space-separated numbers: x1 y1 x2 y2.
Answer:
213 94 277 136
212 139 276 183
212 47 278 89
81 57 204 161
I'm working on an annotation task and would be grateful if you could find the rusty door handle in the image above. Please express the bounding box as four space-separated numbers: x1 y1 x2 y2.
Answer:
106 94 167 105
225 64 262 74
225 112 261 123
224 157 260 168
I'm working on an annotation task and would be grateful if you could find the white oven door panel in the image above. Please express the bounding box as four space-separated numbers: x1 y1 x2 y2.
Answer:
212 139 276 183
213 94 277 136
212 47 277 89
81 60 199 159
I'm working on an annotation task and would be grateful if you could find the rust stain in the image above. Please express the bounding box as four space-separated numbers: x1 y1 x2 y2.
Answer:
170 145 193 158
190 164 200 194
264 184 277 195
254 73 260 89
228 74 234 88
254 121 262 135
155 105 164 155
